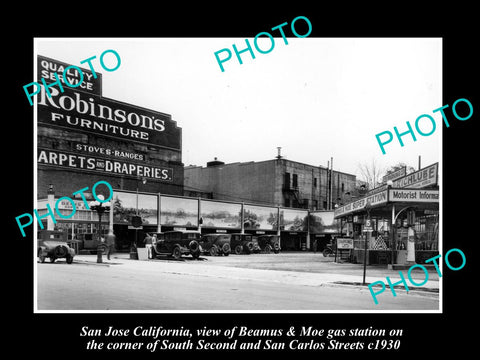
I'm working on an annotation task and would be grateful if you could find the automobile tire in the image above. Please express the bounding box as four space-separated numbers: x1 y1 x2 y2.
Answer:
323 249 331 257
264 245 272 254
189 240 199 253
209 246 217 256
222 243 230 255
38 250 45 263
245 242 253 254
54 245 67 258
172 246 182 260
66 255 73 264
234 244 243 255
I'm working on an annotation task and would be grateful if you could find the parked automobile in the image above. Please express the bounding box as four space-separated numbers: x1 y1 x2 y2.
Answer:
37 230 75 264
230 233 254 255
153 230 201 260
200 233 231 256
251 236 261 253
74 232 105 254
257 235 281 254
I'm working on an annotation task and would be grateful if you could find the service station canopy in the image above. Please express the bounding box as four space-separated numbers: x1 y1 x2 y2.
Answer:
334 163 439 219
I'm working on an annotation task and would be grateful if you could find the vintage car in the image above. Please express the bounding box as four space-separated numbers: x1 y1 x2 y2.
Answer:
153 230 201 260
200 233 231 256
257 234 281 254
74 232 105 254
230 233 254 255
37 230 75 264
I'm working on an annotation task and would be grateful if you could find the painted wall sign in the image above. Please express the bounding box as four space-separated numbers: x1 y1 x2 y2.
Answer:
38 148 173 182
37 87 181 149
37 55 102 96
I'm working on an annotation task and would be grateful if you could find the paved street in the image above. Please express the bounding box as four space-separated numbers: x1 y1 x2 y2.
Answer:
36 253 439 311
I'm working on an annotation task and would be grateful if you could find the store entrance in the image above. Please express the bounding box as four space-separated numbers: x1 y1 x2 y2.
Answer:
280 232 306 251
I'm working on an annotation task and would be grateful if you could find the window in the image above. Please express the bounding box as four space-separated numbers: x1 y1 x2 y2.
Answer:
314 178 317 187
292 174 298 188
284 172 291 189
302 199 309 209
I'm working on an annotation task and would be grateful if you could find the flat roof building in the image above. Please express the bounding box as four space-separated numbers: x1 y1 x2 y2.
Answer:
184 156 357 211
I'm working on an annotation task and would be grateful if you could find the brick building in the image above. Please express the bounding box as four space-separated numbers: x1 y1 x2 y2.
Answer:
184 156 356 211
36 55 183 246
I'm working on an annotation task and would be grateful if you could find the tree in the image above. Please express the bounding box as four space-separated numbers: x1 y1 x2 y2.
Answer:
357 159 385 190
384 162 415 176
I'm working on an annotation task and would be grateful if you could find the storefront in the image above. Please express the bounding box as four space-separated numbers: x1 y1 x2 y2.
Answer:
334 163 439 266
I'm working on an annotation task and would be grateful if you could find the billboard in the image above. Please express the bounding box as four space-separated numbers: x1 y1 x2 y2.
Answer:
309 211 339 234
281 209 308 231
160 196 198 227
243 204 279 230
113 191 158 225
200 200 242 229
392 163 438 189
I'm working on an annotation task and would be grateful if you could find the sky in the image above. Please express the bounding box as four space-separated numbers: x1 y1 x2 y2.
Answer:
35 37 442 179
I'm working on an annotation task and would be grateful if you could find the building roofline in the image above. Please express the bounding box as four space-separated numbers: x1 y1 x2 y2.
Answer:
185 158 356 177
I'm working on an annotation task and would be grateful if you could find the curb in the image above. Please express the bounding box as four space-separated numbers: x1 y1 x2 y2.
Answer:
327 281 439 297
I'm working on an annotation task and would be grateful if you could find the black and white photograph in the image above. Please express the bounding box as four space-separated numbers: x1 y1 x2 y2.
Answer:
33 36 442 312
8 5 477 358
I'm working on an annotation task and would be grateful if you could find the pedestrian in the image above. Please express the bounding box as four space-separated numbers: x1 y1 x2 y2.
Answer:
312 239 318 253
144 233 156 259
105 232 116 260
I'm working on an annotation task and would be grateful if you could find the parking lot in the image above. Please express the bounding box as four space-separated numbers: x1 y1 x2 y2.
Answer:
138 250 440 291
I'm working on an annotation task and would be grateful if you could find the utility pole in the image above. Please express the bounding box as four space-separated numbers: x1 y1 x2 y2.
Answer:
330 157 334 210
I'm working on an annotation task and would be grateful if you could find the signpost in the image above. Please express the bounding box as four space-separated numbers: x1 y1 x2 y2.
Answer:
362 202 372 285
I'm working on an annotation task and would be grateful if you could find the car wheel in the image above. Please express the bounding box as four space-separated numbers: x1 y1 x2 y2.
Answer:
172 246 182 260
66 255 73 264
264 245 272 254
189 240 199 253
209 246 217 256
245 242 253 254
38 250 45 263
234 244 243 255
222 243 230 255
273 243 280 254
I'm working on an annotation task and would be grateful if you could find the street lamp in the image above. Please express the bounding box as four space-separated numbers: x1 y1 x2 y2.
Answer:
89 195 111 263
130 177 147 259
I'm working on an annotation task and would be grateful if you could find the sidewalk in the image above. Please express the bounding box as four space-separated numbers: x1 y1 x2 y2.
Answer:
70 253 440 294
